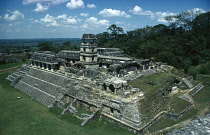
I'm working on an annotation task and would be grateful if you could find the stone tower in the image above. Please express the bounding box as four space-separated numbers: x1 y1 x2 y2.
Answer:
80 34 98 68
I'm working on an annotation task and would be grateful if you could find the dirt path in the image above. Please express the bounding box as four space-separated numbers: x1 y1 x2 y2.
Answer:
168 66 173 74
0 66 19 73
156 119 191 134
145 118 192 135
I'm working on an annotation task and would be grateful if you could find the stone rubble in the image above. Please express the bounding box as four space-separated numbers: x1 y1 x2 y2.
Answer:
167 113 210 135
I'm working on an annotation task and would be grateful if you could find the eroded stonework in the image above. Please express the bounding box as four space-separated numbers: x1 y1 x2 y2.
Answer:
7 34 169 134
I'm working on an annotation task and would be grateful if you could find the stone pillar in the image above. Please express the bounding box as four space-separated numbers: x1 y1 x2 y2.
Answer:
106 84 110 92
38 62 40 68
46 64 49 70
42 63 44 69
51 64 54 71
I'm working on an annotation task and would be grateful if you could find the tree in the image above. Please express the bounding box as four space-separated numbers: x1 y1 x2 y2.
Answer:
193 12 210 36
107 24 124 38
63 41 72 46
37 42 53 51
95 32 110 47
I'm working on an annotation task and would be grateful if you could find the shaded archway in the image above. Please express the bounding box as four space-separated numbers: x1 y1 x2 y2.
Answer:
109 84 115 93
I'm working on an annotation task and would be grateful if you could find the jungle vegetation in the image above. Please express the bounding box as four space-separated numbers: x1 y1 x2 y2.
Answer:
95 11 210 76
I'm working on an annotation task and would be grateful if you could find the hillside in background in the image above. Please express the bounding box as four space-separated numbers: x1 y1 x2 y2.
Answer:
0 38 81 50
96 12 210 75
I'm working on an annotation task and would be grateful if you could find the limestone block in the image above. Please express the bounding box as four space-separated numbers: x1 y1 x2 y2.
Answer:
113 110 120 115
102 106 110 112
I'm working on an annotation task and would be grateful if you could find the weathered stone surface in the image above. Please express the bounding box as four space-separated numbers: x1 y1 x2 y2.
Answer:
167 113 210 135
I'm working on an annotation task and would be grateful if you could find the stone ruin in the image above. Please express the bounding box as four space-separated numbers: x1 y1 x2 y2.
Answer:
167 113 210 135
7 34 172 134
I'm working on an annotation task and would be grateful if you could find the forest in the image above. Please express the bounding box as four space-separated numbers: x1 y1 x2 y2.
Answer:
95 11 210 76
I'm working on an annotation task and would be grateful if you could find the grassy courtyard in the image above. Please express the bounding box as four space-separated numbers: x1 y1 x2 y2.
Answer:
146 74 210 134
128 72 176 91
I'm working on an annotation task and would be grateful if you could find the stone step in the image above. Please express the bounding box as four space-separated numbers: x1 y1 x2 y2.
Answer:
182 78 193 88
15 81 56 107
6 77 14 82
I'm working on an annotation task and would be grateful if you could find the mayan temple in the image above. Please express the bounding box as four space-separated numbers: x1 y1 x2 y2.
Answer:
7 34 204 134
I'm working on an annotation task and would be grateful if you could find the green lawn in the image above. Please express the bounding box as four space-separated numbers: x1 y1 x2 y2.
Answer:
166 96 191 114
170 68 189 78
128 72 176 91
0 70 134 135
0 61 27 70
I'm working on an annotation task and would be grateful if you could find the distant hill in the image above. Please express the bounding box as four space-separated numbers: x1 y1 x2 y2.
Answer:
0 38 81 47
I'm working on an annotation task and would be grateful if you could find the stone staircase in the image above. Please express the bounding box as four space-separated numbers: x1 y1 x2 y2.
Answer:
182 78 193 88
6 65 30 83
180 93 194 104
7 66 69 108
61 99 78 115
188 83 204 96
20 74 61 97
179 82 204 104
80 108 100 126
15 81 56 107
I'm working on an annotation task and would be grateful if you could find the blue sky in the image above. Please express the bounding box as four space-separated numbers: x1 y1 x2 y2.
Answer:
0 0 209 39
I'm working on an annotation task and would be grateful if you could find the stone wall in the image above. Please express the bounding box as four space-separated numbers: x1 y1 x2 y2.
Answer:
167 113 210 135
178 76 194 88
97 48 125 57
188 83 204 97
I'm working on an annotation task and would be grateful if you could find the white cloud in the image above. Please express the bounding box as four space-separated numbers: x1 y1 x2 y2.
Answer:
8 24 13 27
129 6 142 14
97 19 109 26
129 6 152 15
150 12 176 23
77 19 83 23
65 17 77 24
23 0 69 5
56 14 77 24
130 5 176 23
80 13 89 17
34 14 78 27
4 10 24 21
23 0 69 13
50 0 69 5
81 17 109 30
39 14 59 26
23 0 43 5
85 17 97 23
115 21 124 25
66 0 85 9
99 8 131 18
87 4 96 8
33 3 49 12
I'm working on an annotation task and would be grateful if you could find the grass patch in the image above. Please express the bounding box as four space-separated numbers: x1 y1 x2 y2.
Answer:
193 85 210 102
128 72 175 91
170 68 189 78
0 61 27 70
166 96 191 114
193 74 210 102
